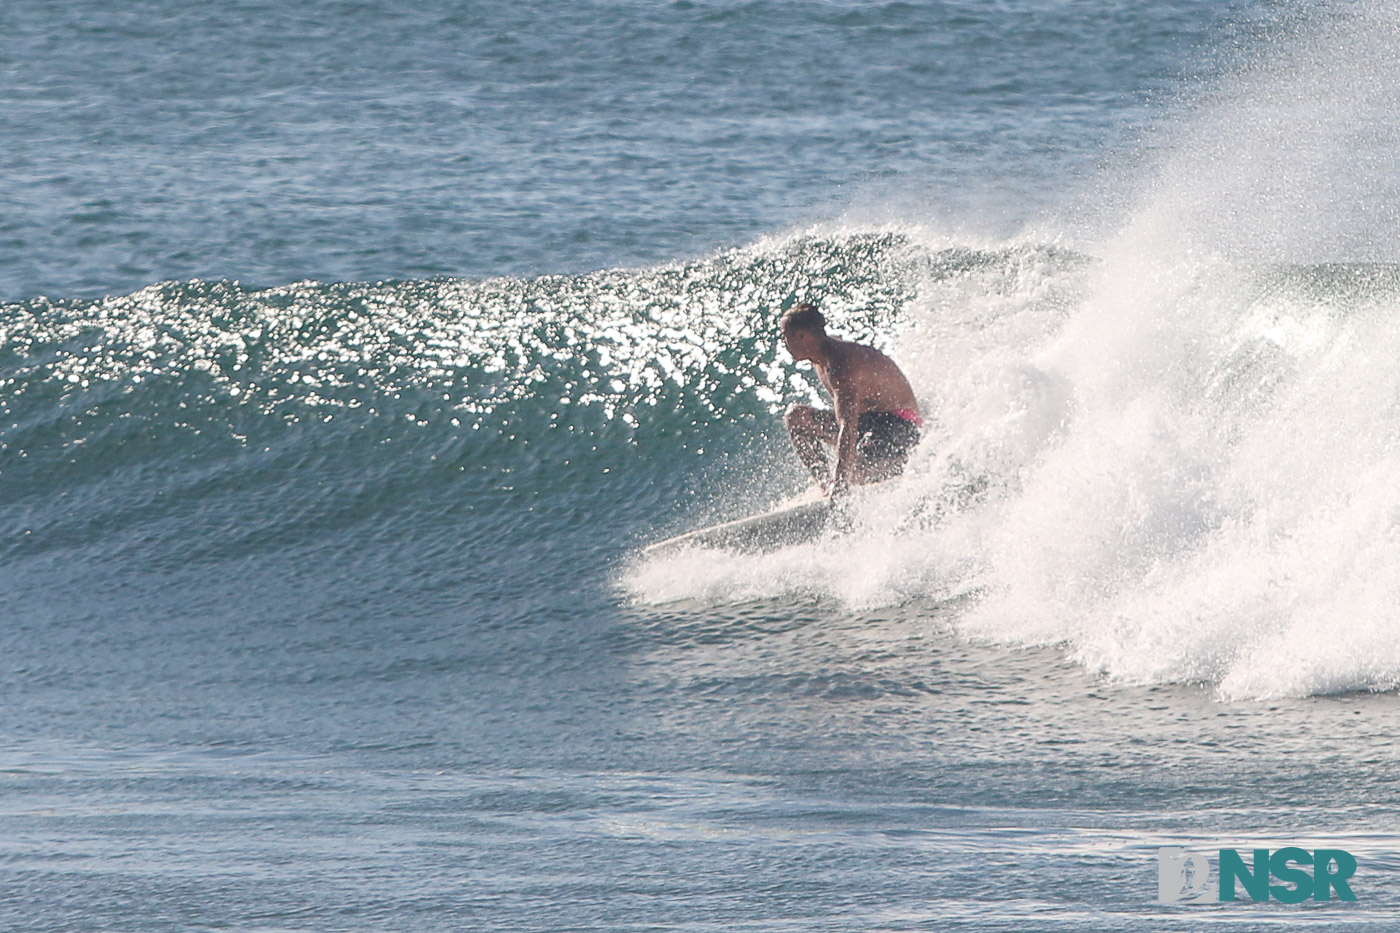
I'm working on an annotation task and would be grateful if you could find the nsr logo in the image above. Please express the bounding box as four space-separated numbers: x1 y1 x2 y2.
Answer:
1159 846 1358 903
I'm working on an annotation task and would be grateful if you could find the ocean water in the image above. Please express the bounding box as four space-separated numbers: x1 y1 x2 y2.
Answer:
5 1 1400 930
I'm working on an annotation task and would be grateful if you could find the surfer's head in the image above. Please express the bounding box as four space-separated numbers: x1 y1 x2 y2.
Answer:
780 303 827 361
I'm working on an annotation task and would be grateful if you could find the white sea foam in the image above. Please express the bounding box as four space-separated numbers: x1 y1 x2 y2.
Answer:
628 4 1400 700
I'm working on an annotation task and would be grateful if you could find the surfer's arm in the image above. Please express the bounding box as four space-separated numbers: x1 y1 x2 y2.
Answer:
829 382 859 497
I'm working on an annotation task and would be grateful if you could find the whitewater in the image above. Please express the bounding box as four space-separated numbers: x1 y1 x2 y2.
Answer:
631 8 1400 702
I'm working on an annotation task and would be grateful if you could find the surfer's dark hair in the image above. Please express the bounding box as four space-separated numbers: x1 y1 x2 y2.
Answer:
780 303 825 334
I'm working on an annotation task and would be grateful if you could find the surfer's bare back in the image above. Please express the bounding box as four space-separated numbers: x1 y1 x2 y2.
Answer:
781 303 923 498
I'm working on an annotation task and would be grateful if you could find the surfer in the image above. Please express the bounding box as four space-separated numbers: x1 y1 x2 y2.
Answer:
780 303 923 498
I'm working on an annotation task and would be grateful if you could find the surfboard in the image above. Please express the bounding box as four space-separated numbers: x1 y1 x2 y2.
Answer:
644 493 833 555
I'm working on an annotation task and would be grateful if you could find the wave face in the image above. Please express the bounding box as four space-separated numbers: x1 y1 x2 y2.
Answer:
0 232 965 605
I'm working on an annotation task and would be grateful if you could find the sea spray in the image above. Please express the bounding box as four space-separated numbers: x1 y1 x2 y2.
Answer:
629 6 1400 700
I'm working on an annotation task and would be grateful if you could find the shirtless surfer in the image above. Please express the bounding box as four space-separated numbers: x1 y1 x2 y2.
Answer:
780 303 923 498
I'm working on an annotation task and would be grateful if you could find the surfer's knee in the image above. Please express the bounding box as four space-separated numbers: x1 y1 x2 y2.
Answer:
784 404 816 433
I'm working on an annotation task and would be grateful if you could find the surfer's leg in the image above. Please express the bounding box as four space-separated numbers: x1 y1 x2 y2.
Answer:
854 413 921 484
784 405 837 482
